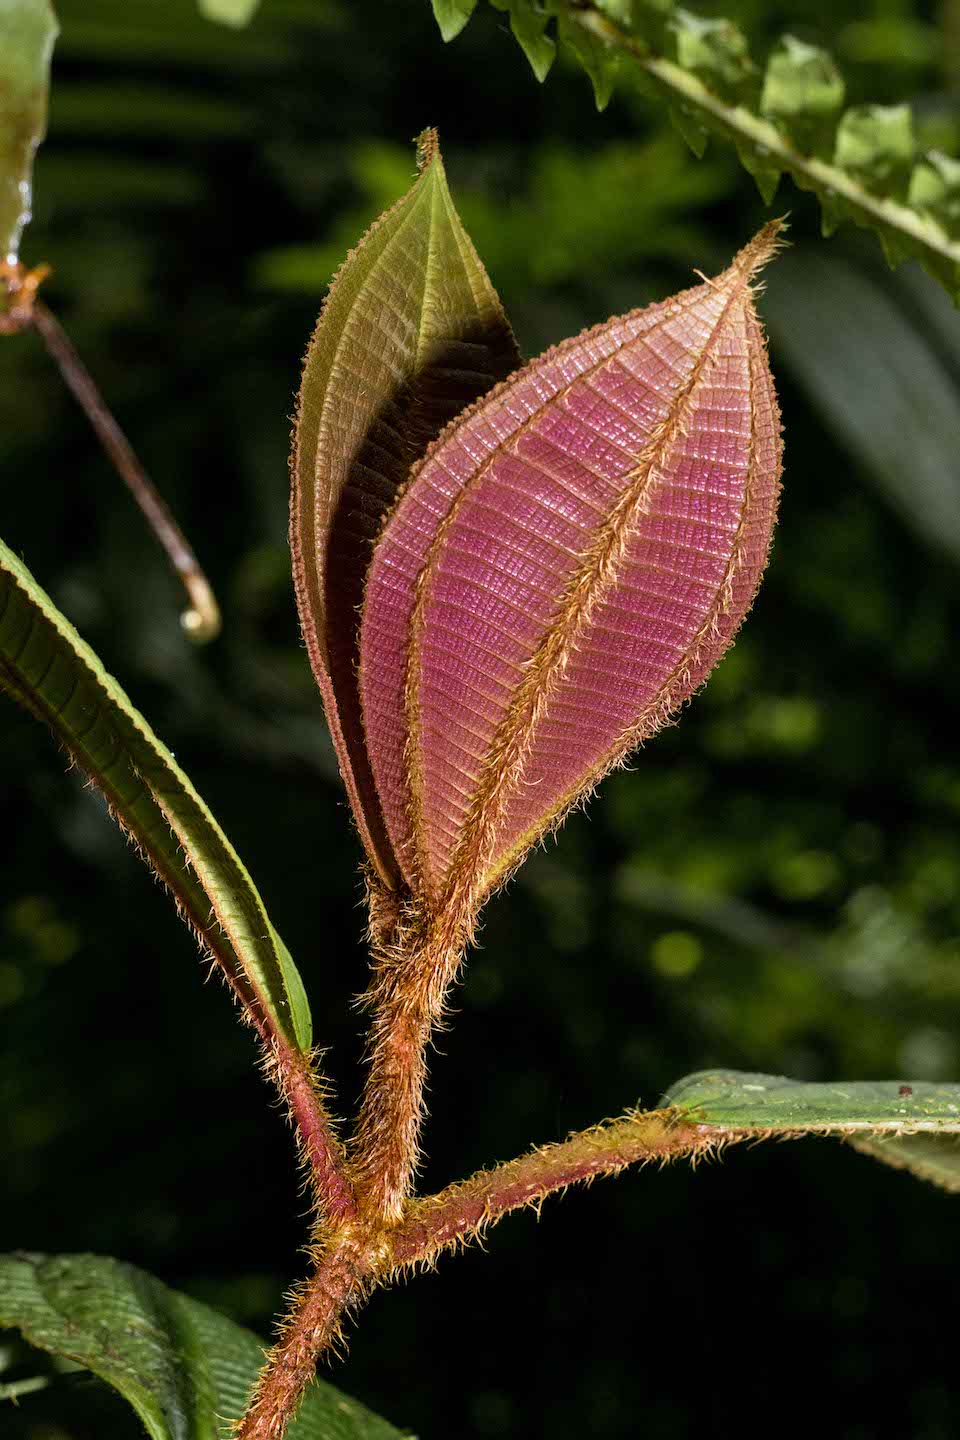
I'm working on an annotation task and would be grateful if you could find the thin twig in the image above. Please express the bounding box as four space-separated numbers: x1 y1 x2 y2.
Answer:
29 297 221 642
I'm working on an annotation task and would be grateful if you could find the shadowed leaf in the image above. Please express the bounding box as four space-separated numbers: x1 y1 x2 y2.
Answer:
292 128 520 891
0 1253 404 1439
665 1070 960 1192
764 250 960 565
0 537 311 1051
361 224 783 912
0 0 57 260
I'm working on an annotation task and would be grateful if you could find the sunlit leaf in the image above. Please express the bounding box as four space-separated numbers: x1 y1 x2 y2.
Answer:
0 0 57 260
665 1070 960 1192
834 103 914 201
292 128 519 890
668 9 752 100
908 151 960 236
0 1253 404 1439
430 0 478 42
197 0 261 27
0 537 311 1051
361 224 783 911
760 35 844 156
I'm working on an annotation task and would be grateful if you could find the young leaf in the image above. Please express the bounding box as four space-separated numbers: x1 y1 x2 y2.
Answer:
0 0 58 261
664 1070 960 1192
0 537 311 1052
360 224 783 913
292 129 520 892
0 1252 404 1439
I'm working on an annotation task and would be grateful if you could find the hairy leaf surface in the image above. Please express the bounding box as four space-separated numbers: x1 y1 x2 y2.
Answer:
0 0 57 260
0 1253 404 1439
292 129 519 889
361 224 782 909
666 1070 960 1192
0 538 311 1051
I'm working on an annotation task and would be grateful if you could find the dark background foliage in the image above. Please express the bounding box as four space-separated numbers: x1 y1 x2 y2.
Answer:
2 0 960 1435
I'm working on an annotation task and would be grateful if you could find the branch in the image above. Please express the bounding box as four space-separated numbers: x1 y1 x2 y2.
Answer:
572 5 960 289
388 1106 727 1271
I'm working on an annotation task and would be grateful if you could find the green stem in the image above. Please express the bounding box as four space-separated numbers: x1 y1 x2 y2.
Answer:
573 4 960 275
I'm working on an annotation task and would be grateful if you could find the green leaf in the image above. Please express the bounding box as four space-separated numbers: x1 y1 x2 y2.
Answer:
558 13 617 109
669 103 708 157
197 0 261 26
491 0 556 81
735 139 781 203
668 8 752 100
0 537 311 1052
291 129 520 892
908 150 960 236
430 0 478 41
834 103 914 200
760 35 844 155
665 1070 960 1191
0 1253 406 1439
0 0 58 260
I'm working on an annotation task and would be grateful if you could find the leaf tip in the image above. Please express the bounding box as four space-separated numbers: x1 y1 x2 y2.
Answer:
726 217 790 286
415 127 441 173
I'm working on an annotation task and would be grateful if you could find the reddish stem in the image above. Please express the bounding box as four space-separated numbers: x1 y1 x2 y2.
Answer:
235 1230 376 1440
273 1045 358 1225
389 1108 720 1269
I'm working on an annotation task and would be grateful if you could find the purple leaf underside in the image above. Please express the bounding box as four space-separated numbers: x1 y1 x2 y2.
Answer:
360 224 783 909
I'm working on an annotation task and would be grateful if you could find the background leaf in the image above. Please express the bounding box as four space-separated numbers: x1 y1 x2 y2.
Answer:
0 0 58 259
197 0 261 26
763 250 960 566
0 537 311 1051
0 1252 406 1439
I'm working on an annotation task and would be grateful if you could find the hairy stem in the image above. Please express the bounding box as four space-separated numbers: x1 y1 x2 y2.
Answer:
30 299 221 641
388 1107 723 1270
352 909 467 1221
573 4 960 276
271 1043 358 1227
235 1229 378 1440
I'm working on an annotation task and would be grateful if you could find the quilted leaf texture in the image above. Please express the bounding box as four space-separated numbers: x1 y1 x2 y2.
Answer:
291 129 520 889
360 222 783 914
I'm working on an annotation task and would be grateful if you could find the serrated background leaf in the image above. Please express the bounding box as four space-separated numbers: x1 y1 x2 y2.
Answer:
0 538 311 1050
430 0 478 42
292 131 520 890
0 0 58 259
0 1253 406 1439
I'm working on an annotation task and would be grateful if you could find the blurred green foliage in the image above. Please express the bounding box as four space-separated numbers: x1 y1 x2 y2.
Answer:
1 0 960 1436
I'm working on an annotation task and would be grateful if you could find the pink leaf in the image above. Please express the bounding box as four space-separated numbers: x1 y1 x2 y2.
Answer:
359 223 784 915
